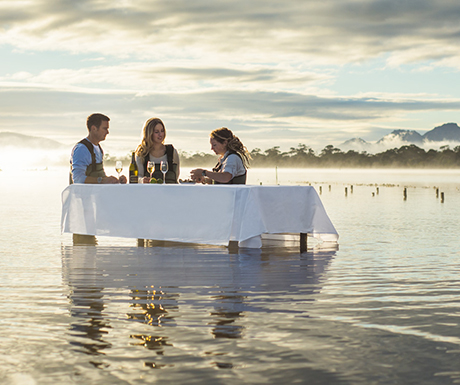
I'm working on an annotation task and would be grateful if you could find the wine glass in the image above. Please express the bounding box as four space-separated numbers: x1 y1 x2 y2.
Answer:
160 161 168 184
147 161 155 181
115 161 123 178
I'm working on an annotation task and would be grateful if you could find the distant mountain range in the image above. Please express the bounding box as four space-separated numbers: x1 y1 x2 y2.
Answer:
339 123 460 152
0 132 66 149
2 123 460 154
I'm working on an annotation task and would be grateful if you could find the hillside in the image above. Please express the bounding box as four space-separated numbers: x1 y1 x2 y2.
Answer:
0 132 66 149
423 123 460 142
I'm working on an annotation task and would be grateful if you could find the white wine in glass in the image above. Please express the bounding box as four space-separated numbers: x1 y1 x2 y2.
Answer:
160 161 168 184
115 161 123 178
147 161 155 180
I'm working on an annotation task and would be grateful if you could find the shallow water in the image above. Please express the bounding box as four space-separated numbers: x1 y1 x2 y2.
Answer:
1 167 460 384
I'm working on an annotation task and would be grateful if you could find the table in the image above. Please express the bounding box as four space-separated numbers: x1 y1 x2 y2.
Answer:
61 184 338 249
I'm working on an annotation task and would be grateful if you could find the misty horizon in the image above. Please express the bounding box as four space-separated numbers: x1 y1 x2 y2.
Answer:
2 121 460 157
2 141 460 171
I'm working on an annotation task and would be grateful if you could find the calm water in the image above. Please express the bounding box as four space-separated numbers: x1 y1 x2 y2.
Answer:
1 167 460 384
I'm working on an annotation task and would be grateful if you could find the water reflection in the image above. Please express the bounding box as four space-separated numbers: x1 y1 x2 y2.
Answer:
128 286 177 354
63 245 111 366
62 243 336 373
209 289 246 339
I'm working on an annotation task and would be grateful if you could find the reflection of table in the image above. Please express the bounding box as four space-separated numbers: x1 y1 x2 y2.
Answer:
61 184 338 249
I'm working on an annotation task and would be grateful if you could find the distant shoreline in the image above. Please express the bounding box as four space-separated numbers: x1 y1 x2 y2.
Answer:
104 143 460 169
2 142 460 170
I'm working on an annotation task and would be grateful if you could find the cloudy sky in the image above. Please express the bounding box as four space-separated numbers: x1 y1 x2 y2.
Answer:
1 0 460 156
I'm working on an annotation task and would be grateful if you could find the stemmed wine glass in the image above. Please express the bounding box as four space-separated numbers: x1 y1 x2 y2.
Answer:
147 161 155 181
160 161 168 184
115 161 123 178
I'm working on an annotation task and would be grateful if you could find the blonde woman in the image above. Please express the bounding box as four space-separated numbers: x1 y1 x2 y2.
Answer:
191 127 250 184
135 118 180 183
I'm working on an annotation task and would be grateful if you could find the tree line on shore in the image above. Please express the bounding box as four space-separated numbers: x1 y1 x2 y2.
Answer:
106 143 460 168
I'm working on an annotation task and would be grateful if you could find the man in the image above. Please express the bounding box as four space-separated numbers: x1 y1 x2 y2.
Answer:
70 113 127 184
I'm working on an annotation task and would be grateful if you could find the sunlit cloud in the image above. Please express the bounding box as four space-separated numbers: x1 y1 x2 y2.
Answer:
1 84 459 153
1 0 460 154
0 63 333 94
2 0 460 66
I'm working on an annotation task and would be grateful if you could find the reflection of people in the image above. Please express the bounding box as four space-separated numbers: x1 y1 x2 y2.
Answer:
70 113 127 184
135 118 180 184
190 127 250 184
62 246 112 357
209 290 245 339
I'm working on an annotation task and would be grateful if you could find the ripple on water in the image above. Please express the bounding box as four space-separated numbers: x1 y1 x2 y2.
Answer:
2 169 460 384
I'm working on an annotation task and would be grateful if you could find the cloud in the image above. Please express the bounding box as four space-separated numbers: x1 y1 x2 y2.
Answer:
0 63 333 94
2 85 459 121
1 84 459 153
2 0 460 67
1 0 460 154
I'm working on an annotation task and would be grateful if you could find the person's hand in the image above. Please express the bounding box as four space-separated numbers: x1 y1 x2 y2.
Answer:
119 175 127 184
190 169 204 183
103 176 119 184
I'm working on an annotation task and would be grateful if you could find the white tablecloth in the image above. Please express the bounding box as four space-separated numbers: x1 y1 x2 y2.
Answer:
61 184 338 246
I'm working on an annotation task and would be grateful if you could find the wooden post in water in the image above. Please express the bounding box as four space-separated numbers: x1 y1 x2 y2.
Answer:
319 186 322 194
441 192 445 203
300 233 308 253
403 188 407 200
351 185 353 193
376 187 379 195
345 187 348 196
436 188 439 198
329 185 331 191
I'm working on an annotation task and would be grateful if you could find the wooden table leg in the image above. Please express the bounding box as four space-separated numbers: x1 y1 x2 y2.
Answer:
300 233 308 253
228 240 239 252
73 234 97 245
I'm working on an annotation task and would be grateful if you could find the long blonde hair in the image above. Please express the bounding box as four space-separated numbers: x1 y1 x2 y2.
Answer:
135 118 165 158
211 127 251 168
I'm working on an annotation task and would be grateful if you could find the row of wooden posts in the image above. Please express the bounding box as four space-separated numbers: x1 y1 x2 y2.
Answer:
318 184 445 202
401 187 445 202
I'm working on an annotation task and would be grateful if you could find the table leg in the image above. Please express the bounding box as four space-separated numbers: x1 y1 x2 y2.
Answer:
228 241 239 252
73 234 97 245
300 233 308 253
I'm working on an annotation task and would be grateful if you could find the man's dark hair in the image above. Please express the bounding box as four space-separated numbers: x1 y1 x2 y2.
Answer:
86 113 110 131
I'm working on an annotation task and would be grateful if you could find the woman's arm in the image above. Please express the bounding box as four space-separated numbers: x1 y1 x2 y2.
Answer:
173 148 180 181
204 169 232 183
136 155 145 178
190 168 232 183
136 155 150 183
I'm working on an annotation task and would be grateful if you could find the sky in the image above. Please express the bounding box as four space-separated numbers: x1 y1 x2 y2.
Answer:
1 0 460 157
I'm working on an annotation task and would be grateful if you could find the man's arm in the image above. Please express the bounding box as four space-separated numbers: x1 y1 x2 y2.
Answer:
71 143 127 184
71 144 91 184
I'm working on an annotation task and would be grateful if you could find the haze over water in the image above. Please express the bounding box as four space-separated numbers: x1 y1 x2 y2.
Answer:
1 167 460 384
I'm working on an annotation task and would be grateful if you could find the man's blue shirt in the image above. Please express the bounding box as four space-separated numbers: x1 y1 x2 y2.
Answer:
71 140 104 183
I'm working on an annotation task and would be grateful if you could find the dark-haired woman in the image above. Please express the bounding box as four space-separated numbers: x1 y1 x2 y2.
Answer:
191 127 250 184
135 118 180 183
